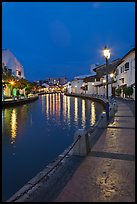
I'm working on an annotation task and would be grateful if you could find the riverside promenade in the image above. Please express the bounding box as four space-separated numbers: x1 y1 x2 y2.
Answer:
7 96 135 202
55 99 135 202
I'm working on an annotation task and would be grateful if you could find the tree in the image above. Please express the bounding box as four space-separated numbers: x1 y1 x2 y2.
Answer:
123 86 133 98
115 87 121 96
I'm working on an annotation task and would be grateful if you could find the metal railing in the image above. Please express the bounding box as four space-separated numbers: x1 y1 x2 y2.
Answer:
9 135 82 202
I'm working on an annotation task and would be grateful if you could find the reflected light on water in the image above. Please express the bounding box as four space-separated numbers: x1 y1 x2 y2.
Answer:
90 102 96 126
67 96 70 126
53 94 55 115
74 97 78 125
63 95 67 119
46 94 49 119
82 99 86 128
41 95 45 114
10 109 17 144
50 94 53 116
56 94 60 119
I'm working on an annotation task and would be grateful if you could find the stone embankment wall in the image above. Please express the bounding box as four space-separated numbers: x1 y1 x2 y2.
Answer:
7 93 118 202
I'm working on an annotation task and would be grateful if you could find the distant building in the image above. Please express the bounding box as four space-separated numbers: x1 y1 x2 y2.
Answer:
45 77 68 86
2 49 25 79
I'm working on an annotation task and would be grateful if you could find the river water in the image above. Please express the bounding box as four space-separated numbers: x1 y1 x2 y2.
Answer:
2 93 104 201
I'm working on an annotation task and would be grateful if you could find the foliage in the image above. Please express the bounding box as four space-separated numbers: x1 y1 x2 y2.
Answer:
123 86 133 97
115 87 121 96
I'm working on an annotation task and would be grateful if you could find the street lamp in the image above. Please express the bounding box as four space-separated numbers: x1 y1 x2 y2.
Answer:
110 73 114 98
103 46 110 121
9 81 15 100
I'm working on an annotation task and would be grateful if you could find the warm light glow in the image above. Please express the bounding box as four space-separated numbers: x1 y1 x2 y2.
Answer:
90 102 96 125
41 95 45 113
110 73 114 78
63 95 67 119
103 46 110 59
74 98 78 125
53 94 55 114
92 82 95 85
67 96 70 126
46 94 49 119
82 99 86 128
75 85 77 87
103 79 106 83
56 94 60 119
10 81 15 85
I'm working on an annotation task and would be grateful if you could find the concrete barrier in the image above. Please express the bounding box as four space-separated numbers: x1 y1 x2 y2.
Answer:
96 112 107 128
109 103 115 117
113 102 118 112
72 129 90 156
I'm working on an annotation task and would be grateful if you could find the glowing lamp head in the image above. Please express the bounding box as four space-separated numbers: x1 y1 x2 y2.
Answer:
110 73 114 78
10 81 15 85
92 82 95 85
103 79 106 83
103 46 110 59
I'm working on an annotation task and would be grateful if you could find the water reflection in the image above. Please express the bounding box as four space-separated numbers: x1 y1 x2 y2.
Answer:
10 109 17 144
74 98 78 126
55 93 61 119
53 94 55 115
82 99 86 128
2 94 104 201
63 94 67 119
90 102 96 126
41 95 45 114
46 94 49 119
67 96 70 126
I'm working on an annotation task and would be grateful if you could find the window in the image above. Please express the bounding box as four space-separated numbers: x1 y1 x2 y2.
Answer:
116 69 119 75
121 67 122 73
18 71 21 76
8 69 12 74
125 62 129 71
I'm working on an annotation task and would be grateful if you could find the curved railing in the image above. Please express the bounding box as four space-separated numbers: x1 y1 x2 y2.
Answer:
7 93 118 202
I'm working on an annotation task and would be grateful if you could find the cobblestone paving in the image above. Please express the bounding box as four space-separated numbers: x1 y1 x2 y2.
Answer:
55 100 135 202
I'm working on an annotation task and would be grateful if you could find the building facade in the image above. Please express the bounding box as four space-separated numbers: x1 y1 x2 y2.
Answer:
2 49 25 79
115 48 135 99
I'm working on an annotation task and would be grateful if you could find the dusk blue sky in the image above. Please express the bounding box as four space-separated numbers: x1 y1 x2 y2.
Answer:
2 2 135 81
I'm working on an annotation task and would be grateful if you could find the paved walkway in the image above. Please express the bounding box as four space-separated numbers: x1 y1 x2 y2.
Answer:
8 99 135 202
55 100 135 202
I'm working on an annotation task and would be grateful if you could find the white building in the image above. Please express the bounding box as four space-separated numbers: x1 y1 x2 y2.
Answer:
116 48 135 99
2 49 25 79
68 75 92 94
70 79 84 94
90 59 121 97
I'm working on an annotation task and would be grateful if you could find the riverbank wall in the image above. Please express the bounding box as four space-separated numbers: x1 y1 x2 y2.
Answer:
7 93 117 202
2 95 39 108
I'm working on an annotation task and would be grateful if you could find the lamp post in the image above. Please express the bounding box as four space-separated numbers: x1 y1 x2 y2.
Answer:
110 73 114 98
103 46 110 121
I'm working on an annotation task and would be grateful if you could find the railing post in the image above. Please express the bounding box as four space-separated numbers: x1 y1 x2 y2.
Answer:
72 129 90 156
113 102 118 112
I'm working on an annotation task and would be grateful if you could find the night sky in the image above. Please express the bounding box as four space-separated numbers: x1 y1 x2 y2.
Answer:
2 2 135 81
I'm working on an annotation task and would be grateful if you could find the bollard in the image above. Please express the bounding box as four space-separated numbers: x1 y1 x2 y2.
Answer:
113 102 118 112
72 129 90 156
97 112 107 128
109 103 115 117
